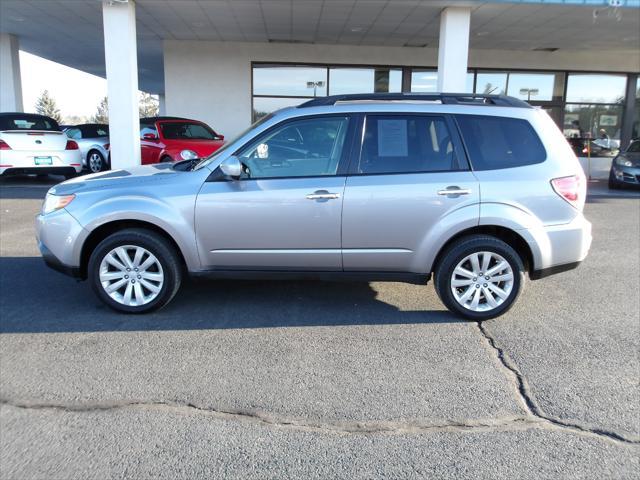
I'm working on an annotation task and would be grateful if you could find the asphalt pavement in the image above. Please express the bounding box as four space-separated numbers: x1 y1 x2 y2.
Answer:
0 175 638 479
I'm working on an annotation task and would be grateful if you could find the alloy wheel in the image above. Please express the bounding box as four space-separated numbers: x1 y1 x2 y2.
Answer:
450 251 514 312
89 152 103 173
99 245 164 307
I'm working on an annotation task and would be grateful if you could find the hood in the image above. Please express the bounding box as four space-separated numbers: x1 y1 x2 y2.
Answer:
617 152 640 167
50 162 182 195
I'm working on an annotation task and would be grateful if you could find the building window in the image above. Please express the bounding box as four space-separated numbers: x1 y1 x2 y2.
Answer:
564 73 627 151
329 67 402 95
475 71 563 102
410 70 473 93
632 77 640 141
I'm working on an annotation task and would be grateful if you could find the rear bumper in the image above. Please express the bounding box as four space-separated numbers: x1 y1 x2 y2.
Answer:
525 212 592 279
0 149 82 175
1 166 78 176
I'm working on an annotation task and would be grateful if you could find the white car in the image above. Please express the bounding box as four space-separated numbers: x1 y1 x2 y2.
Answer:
0 113 82 178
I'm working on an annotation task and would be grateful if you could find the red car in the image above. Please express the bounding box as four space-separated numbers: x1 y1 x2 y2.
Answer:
139 116 224 164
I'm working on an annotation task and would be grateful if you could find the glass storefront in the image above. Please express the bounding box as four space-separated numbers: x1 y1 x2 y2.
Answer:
252 64 638 150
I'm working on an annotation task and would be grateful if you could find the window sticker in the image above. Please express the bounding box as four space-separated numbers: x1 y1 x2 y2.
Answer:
378 119 408 157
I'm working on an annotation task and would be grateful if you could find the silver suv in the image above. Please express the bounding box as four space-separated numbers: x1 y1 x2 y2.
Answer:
36 93 592 320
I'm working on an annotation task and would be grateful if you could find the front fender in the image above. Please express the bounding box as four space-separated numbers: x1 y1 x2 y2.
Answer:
69 194 200 271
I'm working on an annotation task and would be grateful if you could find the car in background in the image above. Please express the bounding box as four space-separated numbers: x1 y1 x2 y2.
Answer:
609 139 640 189
0 112 81 178
139 116 224 164
64 123 110 173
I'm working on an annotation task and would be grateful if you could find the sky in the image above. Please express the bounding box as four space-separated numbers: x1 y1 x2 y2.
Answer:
20 51 109 120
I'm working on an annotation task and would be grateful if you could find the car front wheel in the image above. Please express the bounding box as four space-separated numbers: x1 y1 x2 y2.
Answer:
88 228 182 313
434 235 525 321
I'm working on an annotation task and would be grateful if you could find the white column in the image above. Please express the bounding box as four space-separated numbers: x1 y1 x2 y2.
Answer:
0 33 23 112
158 94 166 115
437 7 471 93
102 0 140 168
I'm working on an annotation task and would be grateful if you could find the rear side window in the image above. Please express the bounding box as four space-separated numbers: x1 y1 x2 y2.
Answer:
456 115 546 170
358 115 460 174
0 114 59 131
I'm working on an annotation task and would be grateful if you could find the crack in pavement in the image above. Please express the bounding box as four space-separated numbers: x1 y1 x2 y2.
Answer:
0 323 637 446
476 321 640 446
0 398 561 436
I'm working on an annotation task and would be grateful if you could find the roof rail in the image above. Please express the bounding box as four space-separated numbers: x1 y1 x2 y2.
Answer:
298 93 532 109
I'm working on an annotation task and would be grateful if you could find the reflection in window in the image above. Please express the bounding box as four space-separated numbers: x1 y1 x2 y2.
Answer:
475 71 562 101
632 77 640 140
564 104 623 153
238 116 350 179
253 66 327 97
252 97 308 122
329 68 401 95
566 74 627 104
411 70 473 93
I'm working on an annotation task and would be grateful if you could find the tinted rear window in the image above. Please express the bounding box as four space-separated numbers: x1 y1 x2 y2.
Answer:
0 115 60 132
456 115 546 170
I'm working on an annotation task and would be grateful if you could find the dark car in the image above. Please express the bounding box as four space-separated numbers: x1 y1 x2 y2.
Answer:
609 140 640 189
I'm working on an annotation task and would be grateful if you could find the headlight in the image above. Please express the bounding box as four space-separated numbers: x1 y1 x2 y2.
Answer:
615 157 633 167
42 193 75 215
180 149 198 160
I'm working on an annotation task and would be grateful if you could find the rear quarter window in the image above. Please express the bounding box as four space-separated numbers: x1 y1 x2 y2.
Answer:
456 115 546 171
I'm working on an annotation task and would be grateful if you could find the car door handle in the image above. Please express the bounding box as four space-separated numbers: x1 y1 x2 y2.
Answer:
437 186 472 196
306 190 340 200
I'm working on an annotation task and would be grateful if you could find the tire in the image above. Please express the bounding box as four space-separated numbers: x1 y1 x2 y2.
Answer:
87 150 107 173
608 171 620 190
434 235 525 321
88 228 183 313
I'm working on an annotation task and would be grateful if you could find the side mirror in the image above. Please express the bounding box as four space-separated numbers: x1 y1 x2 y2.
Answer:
143 132 157 140
219 156 242 179
217 134 224 141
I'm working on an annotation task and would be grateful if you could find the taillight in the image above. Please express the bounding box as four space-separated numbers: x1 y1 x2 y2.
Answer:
551 175 583 208
0 139 11 150
65 140 79 150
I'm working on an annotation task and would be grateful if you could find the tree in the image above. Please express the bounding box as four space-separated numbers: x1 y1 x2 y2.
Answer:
92 96 109 124
34 90 62 122
139 92 159 117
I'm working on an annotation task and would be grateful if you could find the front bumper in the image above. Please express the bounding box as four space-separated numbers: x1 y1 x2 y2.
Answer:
36 208 88 278
611 165 640 187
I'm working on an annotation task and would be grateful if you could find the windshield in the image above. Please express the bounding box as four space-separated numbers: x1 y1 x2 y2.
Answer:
627 141 640 153
160 122 220 140
192 113 275 171
0 114 60 131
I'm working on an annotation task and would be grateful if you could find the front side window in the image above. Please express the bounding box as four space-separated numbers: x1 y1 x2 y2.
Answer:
160 122 219 140
456 115 546 171
358 115 458 175
237 116 350 179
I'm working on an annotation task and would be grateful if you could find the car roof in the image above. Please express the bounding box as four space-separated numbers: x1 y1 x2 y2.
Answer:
140 116 193 123
298 93 532 109
0 112 60 121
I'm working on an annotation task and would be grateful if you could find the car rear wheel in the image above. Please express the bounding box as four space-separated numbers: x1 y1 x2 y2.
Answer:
88 228 182 313
88 150 107 173
434 235 525 321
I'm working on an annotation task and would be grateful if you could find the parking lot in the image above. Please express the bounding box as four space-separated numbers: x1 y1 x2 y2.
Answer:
0 175 639 479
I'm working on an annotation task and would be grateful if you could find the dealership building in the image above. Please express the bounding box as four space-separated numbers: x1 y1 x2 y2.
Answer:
0 0 639 168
